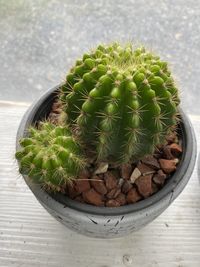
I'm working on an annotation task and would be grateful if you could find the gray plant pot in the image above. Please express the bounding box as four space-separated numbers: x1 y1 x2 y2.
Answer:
16 85 197 238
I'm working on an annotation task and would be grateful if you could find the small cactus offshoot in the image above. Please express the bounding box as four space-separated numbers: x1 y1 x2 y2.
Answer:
15 122 85 190
61 43 180 162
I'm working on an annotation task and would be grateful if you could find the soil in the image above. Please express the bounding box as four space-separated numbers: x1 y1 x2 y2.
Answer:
48 99 183 207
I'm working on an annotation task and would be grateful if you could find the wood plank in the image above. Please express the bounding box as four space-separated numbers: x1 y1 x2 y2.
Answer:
0 104 200 267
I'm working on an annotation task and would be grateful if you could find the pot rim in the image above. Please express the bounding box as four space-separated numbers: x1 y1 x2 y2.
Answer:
16 85 197 216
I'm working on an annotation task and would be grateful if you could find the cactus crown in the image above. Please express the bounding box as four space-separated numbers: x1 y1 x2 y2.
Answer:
61 43 180 163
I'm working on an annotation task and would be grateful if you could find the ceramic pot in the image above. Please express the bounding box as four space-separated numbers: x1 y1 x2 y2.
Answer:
16 85 196 238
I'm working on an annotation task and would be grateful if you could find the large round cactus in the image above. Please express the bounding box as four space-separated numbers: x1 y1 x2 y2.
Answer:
61 43 180 163
15 122 85 190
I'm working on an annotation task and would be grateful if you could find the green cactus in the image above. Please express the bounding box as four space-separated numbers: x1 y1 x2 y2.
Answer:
15 42 181 192
15 122 85 190
61 43 180 162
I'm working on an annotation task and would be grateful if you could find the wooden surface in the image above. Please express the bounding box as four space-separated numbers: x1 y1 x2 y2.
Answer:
0 102 200 267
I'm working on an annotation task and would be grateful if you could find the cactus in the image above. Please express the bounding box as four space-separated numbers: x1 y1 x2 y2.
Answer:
61 43 180 162
15 122 85 190
15 42 181 192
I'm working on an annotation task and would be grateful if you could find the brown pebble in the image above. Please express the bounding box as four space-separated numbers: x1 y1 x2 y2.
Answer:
78 168 90 179
120 163 132 180
90 175 107 195
159 159 177 174
163 145 174 159
115 193 126 206
106 187 121 199
106 199 121 207
82 189 104 206
137 162 156 176
169 143 182 157
109 163 120 169
141 155 160 170
67 183 80 199
98 174 104 179
135 175 152 198
121 180 132 194
153 152 162 159
104 171 118 190
126 188 142 204
74 179 90 193
153 170 167 186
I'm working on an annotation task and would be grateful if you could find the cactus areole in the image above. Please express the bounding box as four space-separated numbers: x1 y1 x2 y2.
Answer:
16 43 180 189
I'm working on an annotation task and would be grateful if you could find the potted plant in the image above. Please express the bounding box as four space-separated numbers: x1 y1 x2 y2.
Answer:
15 43 196 238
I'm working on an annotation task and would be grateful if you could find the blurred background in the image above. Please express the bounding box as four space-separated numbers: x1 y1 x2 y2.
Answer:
0 0 200 115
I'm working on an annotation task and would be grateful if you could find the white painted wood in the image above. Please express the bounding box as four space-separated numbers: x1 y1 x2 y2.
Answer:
0 103 200 267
